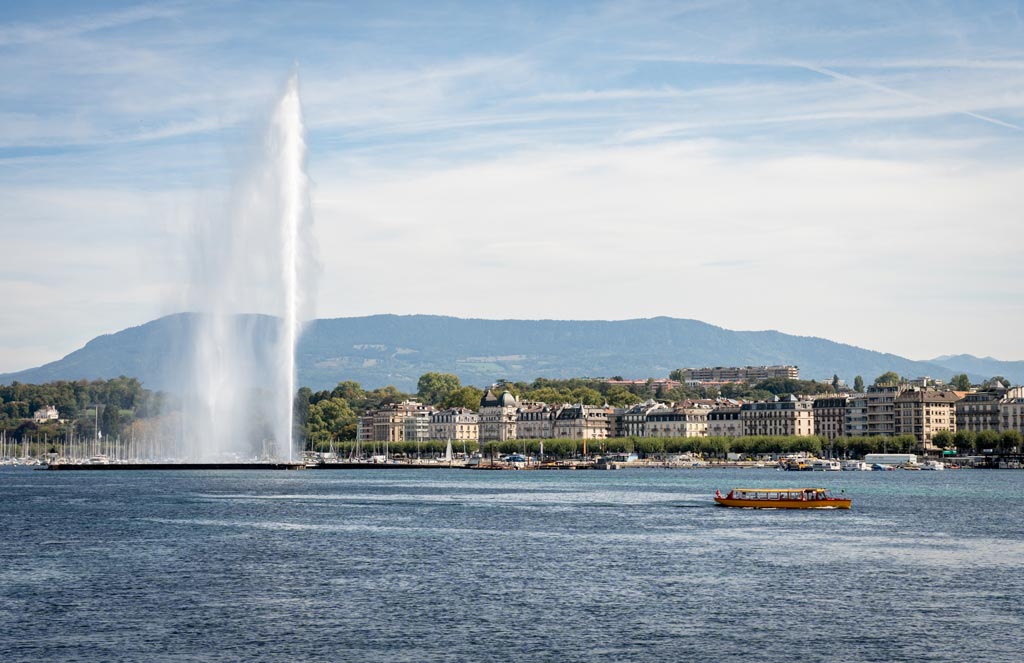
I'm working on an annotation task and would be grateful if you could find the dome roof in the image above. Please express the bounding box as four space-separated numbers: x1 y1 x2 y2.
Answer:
498 391 517 407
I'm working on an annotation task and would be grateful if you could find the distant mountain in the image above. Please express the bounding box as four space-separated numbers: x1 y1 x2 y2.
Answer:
0 313 1004 392
929 354 1024 386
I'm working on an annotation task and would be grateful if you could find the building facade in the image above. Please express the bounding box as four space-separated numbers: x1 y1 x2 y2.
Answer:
708 406 742 437
1000 387 1024 436
372 400 435 443
620 400 663 437
553 404 610 440
645 405 710 438
516 403 560 439
677 365 799 383
894 388 960 449
813 396 848 441
866 384 904 437
428 408 479 442
478 390 518 442
956 388 1005 434
740 397 815 437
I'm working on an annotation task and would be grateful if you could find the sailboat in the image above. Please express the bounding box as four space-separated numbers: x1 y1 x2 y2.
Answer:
444 439 453 466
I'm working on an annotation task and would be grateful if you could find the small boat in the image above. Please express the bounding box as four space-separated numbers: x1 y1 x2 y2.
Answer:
810 459 842 471
920 459 945 471
714 487 851 509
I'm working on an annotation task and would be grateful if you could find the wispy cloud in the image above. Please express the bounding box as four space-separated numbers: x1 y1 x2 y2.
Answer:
2 1 1024 371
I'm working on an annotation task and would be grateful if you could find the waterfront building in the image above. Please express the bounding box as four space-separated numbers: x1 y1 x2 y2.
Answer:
479 389 518 442
845 395 869 437
956 387 1005 434
553 404 610 440
740 396 815 437
620 399 662 437
372 400 435 443
428 408 479 442
866 384 905 437
999 387 1024 436
607 407 627 438
894 388 960 449
677 365 799 383
516 402 561 439
356 415 374 444
645 404 710 438
708 406 742 437
813 396 848 441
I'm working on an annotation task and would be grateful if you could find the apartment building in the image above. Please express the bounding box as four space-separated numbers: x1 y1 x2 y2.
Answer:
740 396 815 437
678 365 799 383
516 403 560 439
428 407 479 442
894 388 960 449
645 404 711 438
553 404 610 440
373 400 435 443
813 396 848 441
956 388 1005 434
845 395 869 437
620 400 663 437
708 406 742 437
866 384 904 436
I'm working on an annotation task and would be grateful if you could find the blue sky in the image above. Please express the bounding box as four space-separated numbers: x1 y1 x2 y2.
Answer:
1 1 1023 375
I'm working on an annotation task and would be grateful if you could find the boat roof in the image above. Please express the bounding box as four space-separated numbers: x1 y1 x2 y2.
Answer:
729 487 828 492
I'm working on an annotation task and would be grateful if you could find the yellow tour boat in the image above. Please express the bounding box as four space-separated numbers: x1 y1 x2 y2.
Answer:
714 487 851 509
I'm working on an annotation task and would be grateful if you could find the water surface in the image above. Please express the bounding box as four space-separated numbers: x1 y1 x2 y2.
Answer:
2 467 1022 662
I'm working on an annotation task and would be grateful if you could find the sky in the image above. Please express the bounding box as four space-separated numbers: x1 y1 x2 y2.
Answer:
1 0 1023 373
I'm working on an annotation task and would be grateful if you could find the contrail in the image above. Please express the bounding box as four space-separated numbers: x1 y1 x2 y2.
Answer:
791 60 1022 131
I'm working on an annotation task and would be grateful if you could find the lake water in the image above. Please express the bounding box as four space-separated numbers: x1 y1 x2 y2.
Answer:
2 466 1023 662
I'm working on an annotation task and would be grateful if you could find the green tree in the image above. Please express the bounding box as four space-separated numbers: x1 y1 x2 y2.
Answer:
417 373 462 406
950 374 972 391
831 374 840 391
307 398 357 445
976 430 1000 452
953 430 976 454
999 430 1023 451
874 371 901 386
99 404 121 438
853 376 864 392
331 381 366 405
443 386 485 410
932 430 954 451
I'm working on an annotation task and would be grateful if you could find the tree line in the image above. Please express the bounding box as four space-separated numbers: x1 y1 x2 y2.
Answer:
1 377 161 442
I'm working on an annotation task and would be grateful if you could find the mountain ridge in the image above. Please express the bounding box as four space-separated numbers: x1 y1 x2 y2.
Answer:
0 313 1016 391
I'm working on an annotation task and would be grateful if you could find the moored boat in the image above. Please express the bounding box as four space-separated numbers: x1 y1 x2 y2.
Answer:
714 487 851 509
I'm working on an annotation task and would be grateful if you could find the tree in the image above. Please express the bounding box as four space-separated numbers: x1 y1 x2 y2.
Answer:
331 381 365 405
307 397 357 445
443 386 484 410
953 430 976 454
976 430 1000 452
999 430 1022 452
99 404 121 438
932 430 954 451
950 374 971 391
853 376 864 392
874 372 900 386
417 373 461 406
831 374 840 391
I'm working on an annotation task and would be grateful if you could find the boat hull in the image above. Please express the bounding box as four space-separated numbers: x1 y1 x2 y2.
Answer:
714 497 851 509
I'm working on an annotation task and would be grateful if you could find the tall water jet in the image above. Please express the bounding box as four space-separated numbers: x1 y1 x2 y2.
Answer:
177 72 316 462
